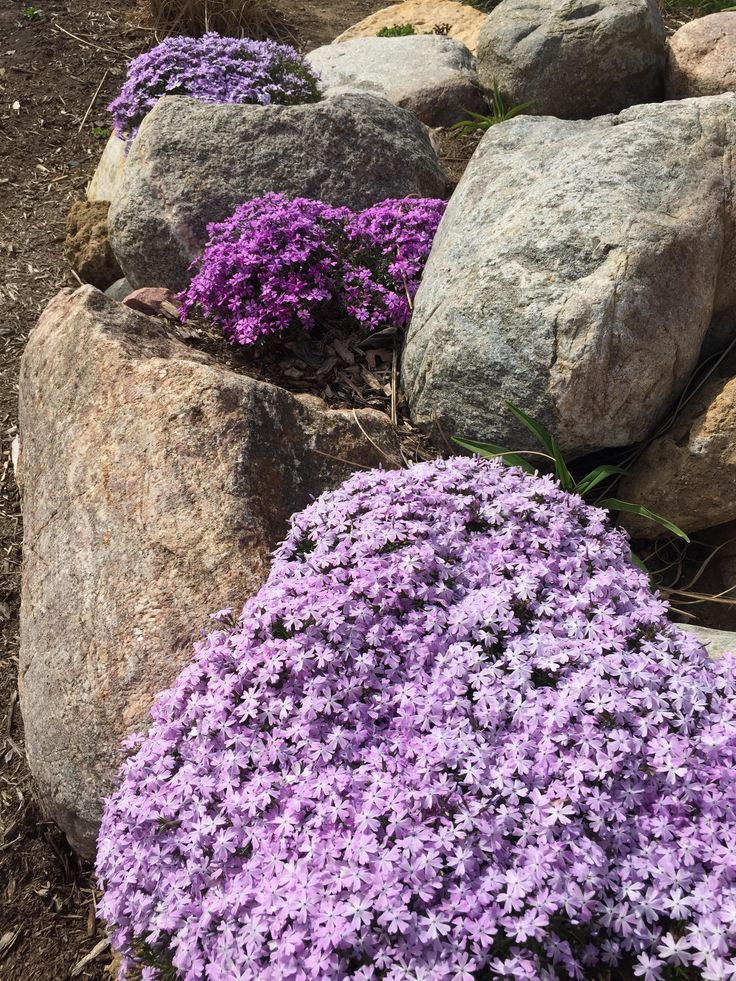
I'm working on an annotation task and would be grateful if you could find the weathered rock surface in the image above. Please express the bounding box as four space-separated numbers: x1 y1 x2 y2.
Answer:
109 94 450 292
476 0 665 119
65 200 122 290
86 132 127 204
619 360 736 538
123 287 178 316
403 95 736 457
308 35 485 127
104 277 132 301
666 13 736 99
680 624 736 659
334 0 488 52
19 286 401 859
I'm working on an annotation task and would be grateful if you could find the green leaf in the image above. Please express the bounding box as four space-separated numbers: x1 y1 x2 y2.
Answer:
574 464 628 497
504 401 575 492
452 437 536 474
501 100 534 120
629 552 650 575
629 552 659 591
450 111 493 134
491 84 505 120
597 499 691 543
629 551 658 590
461 111 493 122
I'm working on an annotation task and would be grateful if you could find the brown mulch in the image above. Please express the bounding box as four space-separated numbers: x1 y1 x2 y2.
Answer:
168 306 452 465
0 2 151 977
432 126 482 186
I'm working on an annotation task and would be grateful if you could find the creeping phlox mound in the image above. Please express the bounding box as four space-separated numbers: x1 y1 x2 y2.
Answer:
179 194 447 346
97 458 736 981
109 34 321 142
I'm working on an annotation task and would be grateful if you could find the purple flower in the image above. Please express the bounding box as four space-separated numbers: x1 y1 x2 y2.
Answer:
178 194 446 345
97 458 736 979
109 34 321 142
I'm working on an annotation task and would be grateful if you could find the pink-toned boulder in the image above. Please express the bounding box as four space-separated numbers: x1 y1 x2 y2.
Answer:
666 13 736 98
618 361 736 539
18 286 401 858
122 286 178 316
334 0 487 53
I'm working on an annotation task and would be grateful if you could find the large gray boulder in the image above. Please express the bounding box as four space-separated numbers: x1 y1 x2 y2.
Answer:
334 0 488 53
403 95 736 457
19 286 401 859
307 35 486 127
476 0 665 120
680 624 736 660
108 94 450 292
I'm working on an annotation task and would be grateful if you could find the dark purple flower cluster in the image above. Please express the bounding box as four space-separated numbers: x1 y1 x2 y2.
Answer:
109 34 321 141
97 458 736 980
178 194 447 346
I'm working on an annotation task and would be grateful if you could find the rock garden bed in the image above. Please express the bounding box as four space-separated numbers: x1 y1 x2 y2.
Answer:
8 0 736 977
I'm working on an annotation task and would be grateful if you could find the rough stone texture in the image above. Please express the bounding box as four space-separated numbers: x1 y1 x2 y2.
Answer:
308 35 485 127
476 0 666 119
109 94 450 292
19 286 401 859
123 287 178 316
64 200 122 291
403 95 736 457
619 359 736 538
104 277 132 301
680 624 736 659
666 13 736 99
334 0 488 52
86 132 127 203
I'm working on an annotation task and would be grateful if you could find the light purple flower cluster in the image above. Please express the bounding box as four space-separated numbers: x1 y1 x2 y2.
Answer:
97 458 736 981
109 34 321 141
178 194 446 345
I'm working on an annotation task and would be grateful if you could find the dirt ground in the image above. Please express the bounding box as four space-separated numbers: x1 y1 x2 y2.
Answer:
0 2 393 978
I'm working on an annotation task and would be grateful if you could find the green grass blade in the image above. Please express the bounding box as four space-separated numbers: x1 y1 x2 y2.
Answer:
452 437 536 474
597 499 691 543
450 117 490 134
574 464 628 497
451 110 494 133
630 553 649 574
502 101 534 120
504 401 575 491
491 82 504 120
